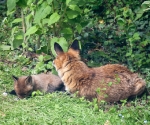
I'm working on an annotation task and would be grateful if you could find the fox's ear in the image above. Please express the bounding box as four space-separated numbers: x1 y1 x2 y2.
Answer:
68 40 80 56
54 42 64 56
70 39 80 51
25 76 33 86
12 75 18 81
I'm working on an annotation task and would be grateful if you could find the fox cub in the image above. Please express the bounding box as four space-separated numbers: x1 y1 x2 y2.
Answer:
53 40 146 102
13 73 65 99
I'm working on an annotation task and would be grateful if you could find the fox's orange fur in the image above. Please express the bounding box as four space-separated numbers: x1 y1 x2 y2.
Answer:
13 73 65 99
53 40 146 102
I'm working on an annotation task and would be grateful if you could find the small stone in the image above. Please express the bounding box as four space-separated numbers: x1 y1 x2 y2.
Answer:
2 92 7 96
14 98 19 101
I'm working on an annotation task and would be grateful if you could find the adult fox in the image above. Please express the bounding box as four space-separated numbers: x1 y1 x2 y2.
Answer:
53 40 146 102
13 73 65 99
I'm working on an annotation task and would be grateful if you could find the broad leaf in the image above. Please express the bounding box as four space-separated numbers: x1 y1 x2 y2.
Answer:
7 0 16 12
12 18 22 24
134 8 144 21
61 28 73 34
48 12 60 26
76 23 82 34
13 39 23 49
0 45 11 50
25 26 38 36
25 14 33 30
133 32 140 40
47 0 53 4
66 10 79 19
13 34 23 48
66 0 72 6
69 5 81 13
34 2 51 24
36 46 48 54
38 55 44 62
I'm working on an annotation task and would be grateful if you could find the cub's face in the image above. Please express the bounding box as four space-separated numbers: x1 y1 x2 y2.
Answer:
13 76 34 99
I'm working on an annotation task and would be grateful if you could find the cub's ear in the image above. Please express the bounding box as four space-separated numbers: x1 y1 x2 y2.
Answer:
25 76 33 86
54 42 64 56
70 39 80 51
12 75 18 81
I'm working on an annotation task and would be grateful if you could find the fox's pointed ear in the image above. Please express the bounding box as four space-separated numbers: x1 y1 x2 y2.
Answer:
68 40 80 56
12 75 18 81
54 42 64 56
70 39 80 51
25 76 33 86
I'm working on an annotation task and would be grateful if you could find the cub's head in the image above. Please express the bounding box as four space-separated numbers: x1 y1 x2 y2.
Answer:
53 40 80 71
12 75 34 99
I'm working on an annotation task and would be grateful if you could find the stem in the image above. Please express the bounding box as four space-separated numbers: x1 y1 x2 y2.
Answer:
21 9 28 52
52 1 57 36
37 35 41 49
58 3 67 34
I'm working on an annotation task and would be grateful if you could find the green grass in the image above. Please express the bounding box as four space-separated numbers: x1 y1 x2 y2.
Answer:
0 52 150 125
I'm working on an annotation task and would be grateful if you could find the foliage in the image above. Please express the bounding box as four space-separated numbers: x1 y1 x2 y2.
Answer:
79 0 150 70
4 0 101 52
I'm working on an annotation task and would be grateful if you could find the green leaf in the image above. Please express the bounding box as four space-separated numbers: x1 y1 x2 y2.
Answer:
44 55 51 61
0 45 11 50
126 50 132 57
66 0 72 6
66 10 79 19
76 24 82 34
36 46 48 54
38 55 44 62
61 28 73 34
133 32 140 40
13 34 23 49
47 0 53 4
50 37 68 56
16 0 27 8
96 88 101 94
25 26 38 36
108 82 113 86
25 14 33 29
117 18 125 26
42 19 49 25
69 5 81 13
48 12 60 26
13 39 23 49
7 0 16 12
34 2 51 24
47 62 53 69
12 18 22 23
84 8 90 13
134 8 144 21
